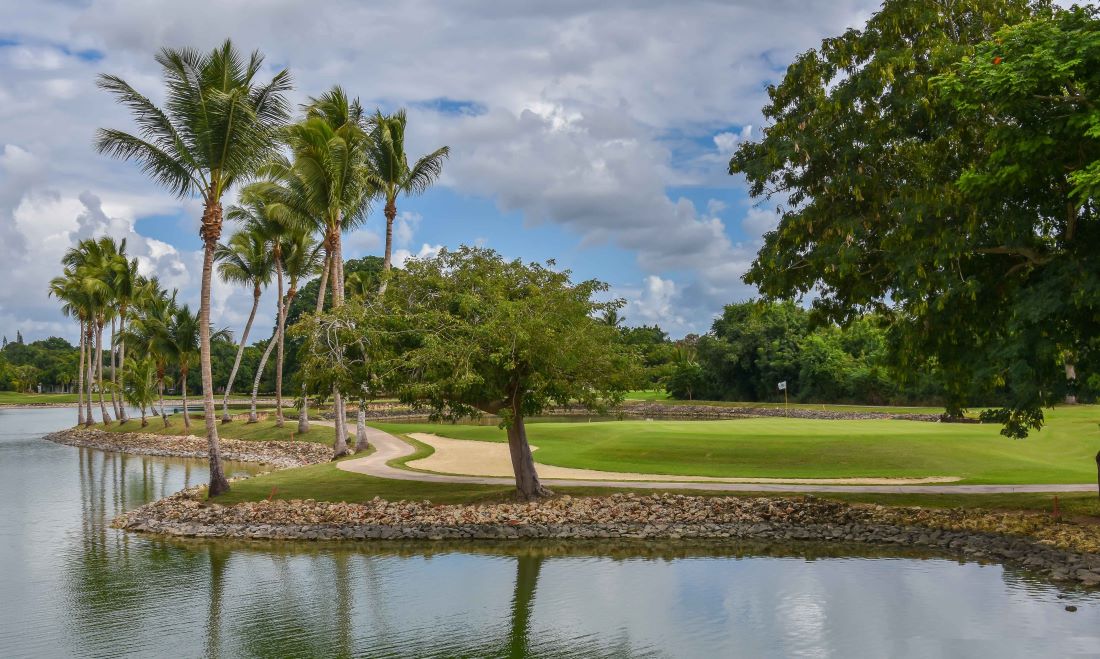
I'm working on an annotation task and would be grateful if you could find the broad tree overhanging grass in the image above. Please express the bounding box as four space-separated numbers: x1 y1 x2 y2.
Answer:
295 247 640 499
95 40 292 496
729 1 1100 494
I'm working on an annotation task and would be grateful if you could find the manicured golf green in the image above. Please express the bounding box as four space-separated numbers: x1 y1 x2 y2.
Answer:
376 405 1100 484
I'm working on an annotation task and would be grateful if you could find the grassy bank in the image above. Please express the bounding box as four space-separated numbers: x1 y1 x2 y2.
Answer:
211 457 1100 520
374 405 1100 484
95 414 336 444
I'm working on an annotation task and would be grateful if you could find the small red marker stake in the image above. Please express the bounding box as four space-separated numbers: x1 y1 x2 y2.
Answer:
267 486 279 501
1052 495 1061 521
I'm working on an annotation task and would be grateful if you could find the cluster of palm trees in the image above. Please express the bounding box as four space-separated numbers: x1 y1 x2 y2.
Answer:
49 237 221 429
59 39 448 495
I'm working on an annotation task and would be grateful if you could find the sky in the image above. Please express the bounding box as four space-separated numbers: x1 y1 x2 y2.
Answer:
0 0 883 343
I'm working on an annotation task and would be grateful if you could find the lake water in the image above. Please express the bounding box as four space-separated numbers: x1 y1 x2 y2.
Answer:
2 406 1099 658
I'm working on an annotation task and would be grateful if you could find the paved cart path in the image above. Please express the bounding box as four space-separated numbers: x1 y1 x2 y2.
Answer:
325 424 1098 494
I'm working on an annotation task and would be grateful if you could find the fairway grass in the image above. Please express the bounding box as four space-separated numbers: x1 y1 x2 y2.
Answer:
95 414 336 444
375 405 1100 485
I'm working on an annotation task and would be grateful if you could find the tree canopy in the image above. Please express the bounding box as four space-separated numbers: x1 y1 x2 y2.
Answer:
727 0 1100 436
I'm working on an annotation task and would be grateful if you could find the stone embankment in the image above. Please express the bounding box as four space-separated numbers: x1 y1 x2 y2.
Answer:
113 491 1100 586
45 428 333 468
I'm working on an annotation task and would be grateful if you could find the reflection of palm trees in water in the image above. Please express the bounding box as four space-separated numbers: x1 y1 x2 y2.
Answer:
205 546 228 658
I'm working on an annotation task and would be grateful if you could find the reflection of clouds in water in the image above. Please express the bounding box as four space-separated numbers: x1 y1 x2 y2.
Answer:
776 569 828 658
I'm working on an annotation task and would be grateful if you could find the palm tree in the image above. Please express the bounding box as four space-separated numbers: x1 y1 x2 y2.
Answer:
165 305 230 430
125 278 177 427
63 238 116 426
95 40 291 495
48 271 90 425
364 108 449 281
215 228 274 423
106 242 139 424
272 228 322 428
121 356 158 427
248 86 374 454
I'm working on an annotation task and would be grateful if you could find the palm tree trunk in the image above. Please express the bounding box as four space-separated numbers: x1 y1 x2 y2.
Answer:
249 328 278 423
181 368 191 429
109 316 121 422
118 312 128 423
330 232 349 458
77 320 86 426
200 201 230 497
158 373 169 427
140 407 148 428
84 325 95 426
274 256 285 427
298 253 331 434
354 396 369 452
223 288 260 423
96 320 111 425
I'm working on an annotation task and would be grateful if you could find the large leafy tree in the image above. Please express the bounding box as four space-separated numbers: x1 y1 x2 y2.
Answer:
932 6 1100 485
297 247 638 498
729 2 1047 407
95 40 291 495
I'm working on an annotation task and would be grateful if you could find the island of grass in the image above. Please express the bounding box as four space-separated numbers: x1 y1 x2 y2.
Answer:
78 404 1089 521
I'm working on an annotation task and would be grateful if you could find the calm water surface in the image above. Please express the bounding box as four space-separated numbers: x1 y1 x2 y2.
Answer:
2 406 1100 658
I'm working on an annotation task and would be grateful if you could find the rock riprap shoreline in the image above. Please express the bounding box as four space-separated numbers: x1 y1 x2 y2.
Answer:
113 491 1100 586
45 428 333 468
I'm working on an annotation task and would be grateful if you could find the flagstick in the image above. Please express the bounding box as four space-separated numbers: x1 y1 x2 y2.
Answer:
784 387 788 417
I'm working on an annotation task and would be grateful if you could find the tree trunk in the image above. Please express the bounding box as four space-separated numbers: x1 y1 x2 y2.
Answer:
223 288 260 423
109 316 121 422
84 325 95 426
299 253 331 434
181 368 191 430
354 397 369 452
200 199 230 497
379 199 397 294
331 231 349 458
117 311 128 423
1065 357 1078 405
158 374 169 427
274 251 285 427
96 320 111 425
77 320 86 426
1095 449 1100 501
505 412 550 499
249 327 278 423
140 408 148 428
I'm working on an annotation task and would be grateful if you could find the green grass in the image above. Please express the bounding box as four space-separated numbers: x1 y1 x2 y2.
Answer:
624 390 672 401
623 394 948 415
212 456 1100 519
375 405 1100 484
95 414 336 444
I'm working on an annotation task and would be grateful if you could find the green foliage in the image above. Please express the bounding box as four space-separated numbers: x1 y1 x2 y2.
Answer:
727 0 1100 433
0 337 78 391
295 247 639 425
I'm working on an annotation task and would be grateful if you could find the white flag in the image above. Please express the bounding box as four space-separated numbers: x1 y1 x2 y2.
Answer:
778 381 787 391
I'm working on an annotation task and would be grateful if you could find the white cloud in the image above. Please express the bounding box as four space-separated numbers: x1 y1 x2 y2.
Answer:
393 243 444 268
0 0 883 340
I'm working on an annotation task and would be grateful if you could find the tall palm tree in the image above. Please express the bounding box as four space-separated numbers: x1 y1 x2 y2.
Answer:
364 108 449 280
48 271 89 426
95 40 291 495
272 228 322 428
248 86 374 454
215 228 274 423
106 242 139 424
63 238 116 426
